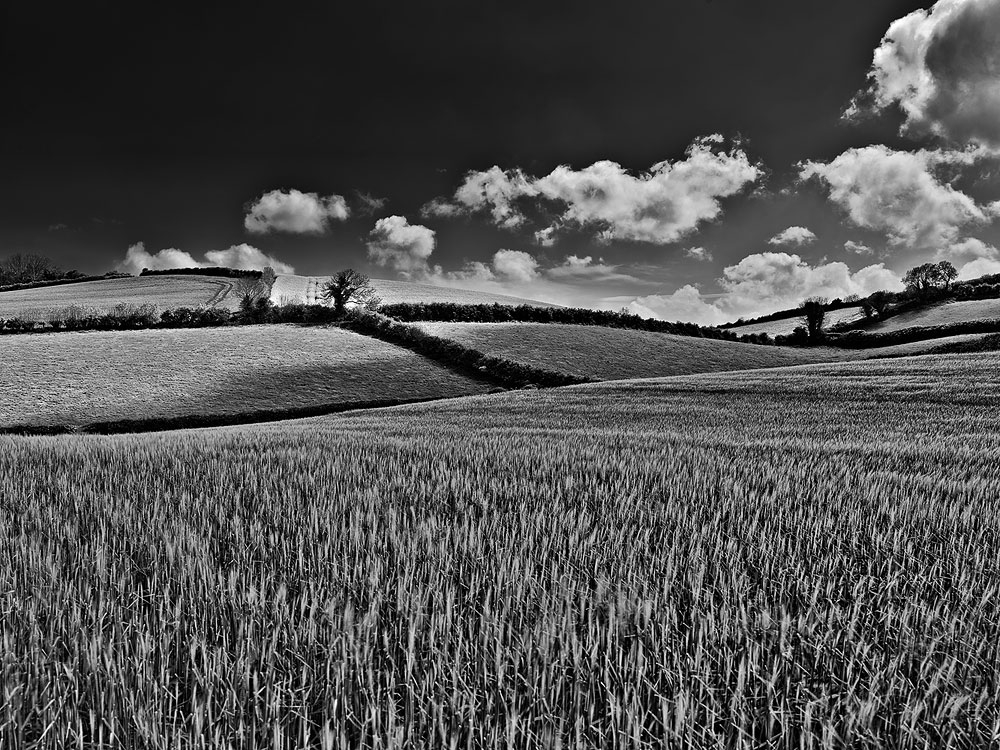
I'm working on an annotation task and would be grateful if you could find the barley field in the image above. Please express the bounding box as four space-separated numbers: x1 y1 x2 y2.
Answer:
870 298 1000 332
2 353 998 747
0 276 238 320
272 274 556 308
0 325 489 428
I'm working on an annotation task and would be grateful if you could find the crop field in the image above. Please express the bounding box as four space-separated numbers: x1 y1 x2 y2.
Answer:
0 275 238 320
0 325 489 428
272 274 556 308
416 322 840 379
727 306 865 336
871 298 1000 332
2 353 999 746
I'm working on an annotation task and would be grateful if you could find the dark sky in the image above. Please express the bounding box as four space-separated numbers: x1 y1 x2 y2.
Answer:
5 0 988 319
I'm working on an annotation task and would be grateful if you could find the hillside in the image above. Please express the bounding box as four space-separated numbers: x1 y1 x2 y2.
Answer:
415 322 841 379
3 353 998 743
869 297 1000 332
0 275 237 320
272 274 556 308
726 305 864 336
0 325 489 428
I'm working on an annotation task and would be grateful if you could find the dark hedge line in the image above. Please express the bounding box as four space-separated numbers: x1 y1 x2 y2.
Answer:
828 318 1000 349
0 272 130 294
340 309 593 388
0 306 232 334
378 302 774 344
0 396 448 436
139 267 262 278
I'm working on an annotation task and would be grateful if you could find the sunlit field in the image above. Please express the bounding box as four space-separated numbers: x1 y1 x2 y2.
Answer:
726 306 865 336
3 354 999 747
0 275 238 320
271 274 556 308
0 325 489 428
870 298 1000 332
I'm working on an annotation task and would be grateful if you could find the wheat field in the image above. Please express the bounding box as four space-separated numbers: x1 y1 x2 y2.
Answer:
2 353 998 747
0 325 489 428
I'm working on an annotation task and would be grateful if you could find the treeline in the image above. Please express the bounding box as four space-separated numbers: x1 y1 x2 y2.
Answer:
0 304 230 334
340 309 592 388
379 302 773 344
829 319 1000 349
139 267 263 279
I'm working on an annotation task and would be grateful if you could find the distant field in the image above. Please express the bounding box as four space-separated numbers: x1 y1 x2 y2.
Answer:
3 354 999 745
0 275 237 320
416 322 837 379
871 298 1000 332
0 325 489 427
272 274 556 308
727 305 865 336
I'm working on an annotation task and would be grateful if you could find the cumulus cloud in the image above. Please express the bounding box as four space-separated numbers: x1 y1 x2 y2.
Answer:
800 145 991 249
366 216 439 279
116 242 294 275
850 0 1000 149
627 252 904 325
935 236 1000 279
423 136 761 244
768 226 816 246
685 246 713 262
244 189 349 234
844 240 875 255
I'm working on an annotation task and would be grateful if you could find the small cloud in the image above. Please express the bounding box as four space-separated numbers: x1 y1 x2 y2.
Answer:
367 216 438 280
355 191 387 216
684 246 713 262
244 189 349 234
534 227 557 247
767 226 816 246
844 240 874 255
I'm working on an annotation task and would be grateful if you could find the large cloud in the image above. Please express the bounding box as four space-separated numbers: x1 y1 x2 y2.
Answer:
117 242 294 275
628 252 903 325
423 135 761 244
244 189 349 234
366 216 439 279
851 0 1000 149
800 145 991 249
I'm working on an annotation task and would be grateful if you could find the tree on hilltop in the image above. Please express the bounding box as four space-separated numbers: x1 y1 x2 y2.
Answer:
800 296 828 341
320 269 382 314
903 261 958 297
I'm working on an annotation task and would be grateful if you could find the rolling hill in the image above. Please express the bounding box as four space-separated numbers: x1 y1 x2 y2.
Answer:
869 297 1000 332
3 353 997 744
0 275 238 320
271 274 557 307
726 305 865 336
0 325 489 428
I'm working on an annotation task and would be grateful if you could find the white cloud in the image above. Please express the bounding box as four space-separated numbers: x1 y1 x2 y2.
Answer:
204 243 295 273
423 136 761 244
534 226 558 246
684 246 713 262
366 216 439 280
244 189 349 234
116 242 294 275
800 145 991 248
627 252 904 325
935 236 1000 279
768 226 816 246
851 0 1000 149
844 240 875 255
491 249 540 282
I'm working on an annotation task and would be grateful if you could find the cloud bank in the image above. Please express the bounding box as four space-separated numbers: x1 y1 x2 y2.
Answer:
423 135 761 245
244 189 349 234
117 242 294 275
851 0 1000 149
628 252 903 326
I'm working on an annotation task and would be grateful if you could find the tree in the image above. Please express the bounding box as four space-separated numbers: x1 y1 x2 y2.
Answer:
234 276 270 321
937 260 958 290
902 261 958 297
800 296 828 341
867 290 892 318
320 269 381 314
0 253 63 285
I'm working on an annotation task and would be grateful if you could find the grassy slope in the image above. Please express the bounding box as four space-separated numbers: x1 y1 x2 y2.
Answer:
416 322 839 379
726 305 864 336
0 275 238 320
0 325 489 427
2 354 999 744
272 273 557 307
870 297 1000 332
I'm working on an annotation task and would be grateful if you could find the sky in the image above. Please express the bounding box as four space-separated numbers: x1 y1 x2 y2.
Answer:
4 0 1000 323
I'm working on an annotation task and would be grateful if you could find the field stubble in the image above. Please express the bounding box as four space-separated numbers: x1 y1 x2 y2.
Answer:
1 355 999 747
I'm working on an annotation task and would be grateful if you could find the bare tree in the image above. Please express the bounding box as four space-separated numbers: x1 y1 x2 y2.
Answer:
320 269 381 314
234 275 269 317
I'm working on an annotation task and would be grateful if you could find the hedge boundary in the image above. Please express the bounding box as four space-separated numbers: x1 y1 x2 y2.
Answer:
828 319 1000 349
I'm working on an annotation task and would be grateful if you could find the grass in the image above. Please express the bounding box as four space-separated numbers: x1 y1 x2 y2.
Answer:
415 322 838 379
727 306 864 336
272 274 557 308
0 325 490 428
872 298 1000 332
0 275 237 321
2 353 1000 746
